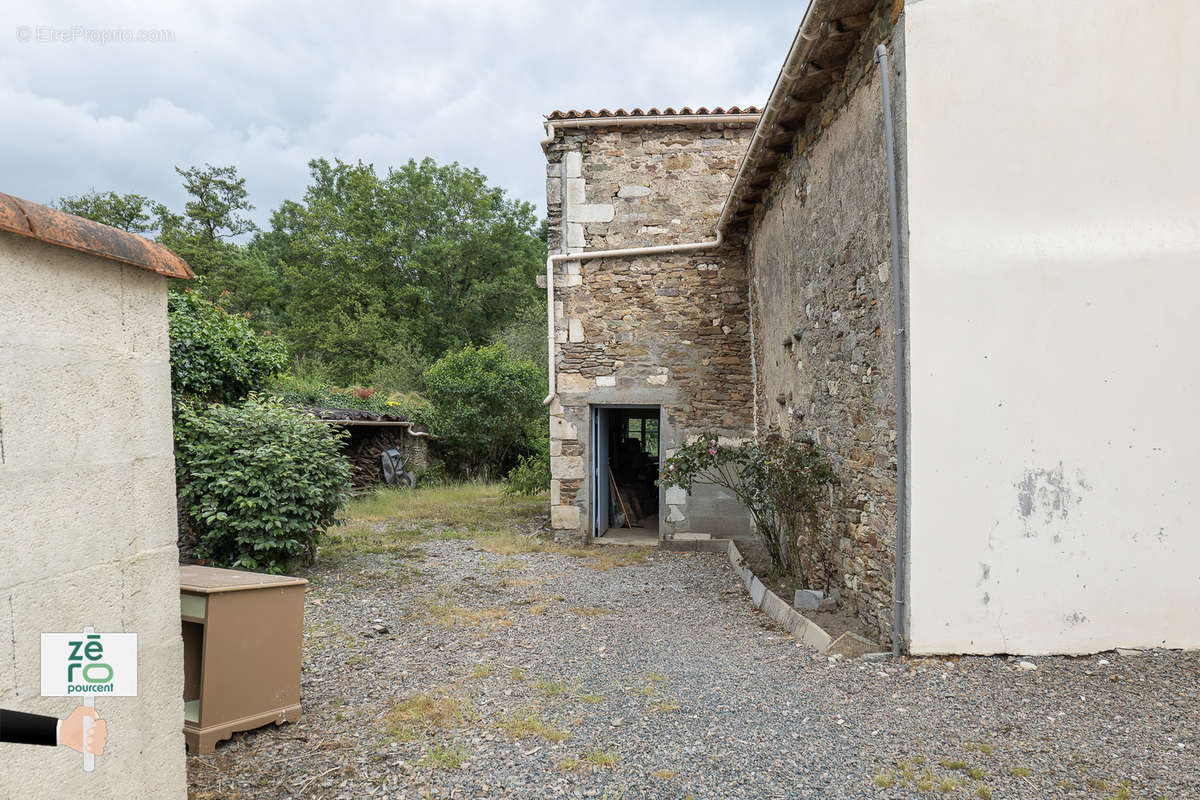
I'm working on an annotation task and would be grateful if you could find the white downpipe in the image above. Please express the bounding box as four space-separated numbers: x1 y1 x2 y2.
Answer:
541 231 725 407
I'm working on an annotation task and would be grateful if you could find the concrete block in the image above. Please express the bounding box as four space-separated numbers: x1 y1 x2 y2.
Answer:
550 479 561 505
568 203 615 223
556 373 592 395
551 456 585 480
564 150 582 178
566 178 586 204
568 318 585 342
567 222 584 248
595 375 616 387
826 632 885 659
546 178 561 204
665 486 688 506
672 532 711 541
666 505 685 523
549 415 578 440
794 589 825 610
618 185 651 198
551 504 581 529
749 576 767 607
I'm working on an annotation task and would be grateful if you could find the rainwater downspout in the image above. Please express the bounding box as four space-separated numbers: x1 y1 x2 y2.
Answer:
875 43 908 659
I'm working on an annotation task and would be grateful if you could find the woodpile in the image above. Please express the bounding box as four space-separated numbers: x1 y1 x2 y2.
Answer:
305 407 428 489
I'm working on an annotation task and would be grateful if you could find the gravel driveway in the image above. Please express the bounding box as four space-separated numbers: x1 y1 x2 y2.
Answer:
187 515 1198 800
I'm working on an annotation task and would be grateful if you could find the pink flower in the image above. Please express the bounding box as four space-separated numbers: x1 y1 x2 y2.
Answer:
709 440 716 447
668 465 675 471
708 448 717 456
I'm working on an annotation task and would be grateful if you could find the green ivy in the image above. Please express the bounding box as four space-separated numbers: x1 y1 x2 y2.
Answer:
174 396 351 573
660 435 833 585
168 286 288 403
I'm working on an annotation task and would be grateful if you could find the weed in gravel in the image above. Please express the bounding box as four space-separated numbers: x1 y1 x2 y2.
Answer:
978 742 994 756
563 747 620 772
916 770 936 792
509 667 525 682
1088 778 1110 791
495 709 569 742
383 693 474 741
939 759 967 771
649 698 680 712
976 786 992 800
527 603 548 615
652 770 678 780
536 679 573 697
419 743 466 770
874 770 896 788
468 661 492 679
938 776 958 793
418 595 512 629
569 606 614 616
500 577 539 588
1009 766 1032 778
578 693 603 703
492 557 522 572
966 766 986 780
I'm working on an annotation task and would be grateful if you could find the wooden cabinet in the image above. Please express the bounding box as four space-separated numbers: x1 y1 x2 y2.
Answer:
180 565 307 754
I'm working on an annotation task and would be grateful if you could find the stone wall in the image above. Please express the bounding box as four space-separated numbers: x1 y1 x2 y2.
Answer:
0 233 187 798
743 4 902 642
543 120 756 541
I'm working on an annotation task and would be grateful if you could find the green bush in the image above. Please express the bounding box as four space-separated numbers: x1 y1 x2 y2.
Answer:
424 343 544 479
175 396 351 572
168 287 287 403
660 434 833 584
503 428 550 496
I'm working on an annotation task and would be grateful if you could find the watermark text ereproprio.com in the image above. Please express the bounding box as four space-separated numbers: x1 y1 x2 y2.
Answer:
15 25 175 44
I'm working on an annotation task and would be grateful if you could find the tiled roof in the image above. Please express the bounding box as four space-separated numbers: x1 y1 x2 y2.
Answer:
0 192 193 279
546 106 759 120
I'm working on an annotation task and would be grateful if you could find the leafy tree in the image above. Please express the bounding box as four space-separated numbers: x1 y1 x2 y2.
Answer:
175 396 350 572
56 190 168 234
271 157 545 381
173 164 257 241
423 343 544 479
168 287 288 403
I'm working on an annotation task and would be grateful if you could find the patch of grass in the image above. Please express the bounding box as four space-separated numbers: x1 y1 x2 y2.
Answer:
346 483 545 529
916 770 936 792
492 556 523 572
319 521 430 564
1108 787 1133 800
976 786 992 800
978 742 993 756
874 770 896 788
526 603 548 615
1009 766 1032 778
536 679 573 697
509 667 525 682
578 692 603 703
938 776 958 793
417 595 512 630
967 766 986 780
569 606 614 616
383 693 473 741
418 743 466 770
939 759 968 771
652 769 677 780
500 577 539 588
649 698 680 712
468 661 492 679
495 709 570 742
563 747 619 772
1088 778 1109 791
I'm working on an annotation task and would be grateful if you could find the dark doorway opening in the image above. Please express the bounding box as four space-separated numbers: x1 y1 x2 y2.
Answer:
592 406 660 538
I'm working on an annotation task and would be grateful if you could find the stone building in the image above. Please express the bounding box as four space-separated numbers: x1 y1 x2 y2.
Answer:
0 193 191 797
544 0 1200 655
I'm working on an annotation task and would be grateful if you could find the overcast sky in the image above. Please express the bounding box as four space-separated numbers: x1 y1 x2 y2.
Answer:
1 1 802 229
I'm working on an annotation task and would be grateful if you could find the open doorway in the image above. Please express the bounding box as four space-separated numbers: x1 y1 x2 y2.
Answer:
591 406 661 539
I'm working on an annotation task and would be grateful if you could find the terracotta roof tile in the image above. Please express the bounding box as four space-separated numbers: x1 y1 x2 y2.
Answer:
0 192 193 279
546 106 759 120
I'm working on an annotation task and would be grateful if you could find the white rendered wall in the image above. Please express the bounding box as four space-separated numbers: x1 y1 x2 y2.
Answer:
904 0 1200 653
0 234 186 796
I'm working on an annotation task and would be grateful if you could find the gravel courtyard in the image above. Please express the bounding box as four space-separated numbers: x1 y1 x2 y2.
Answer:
187 487 1198 800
